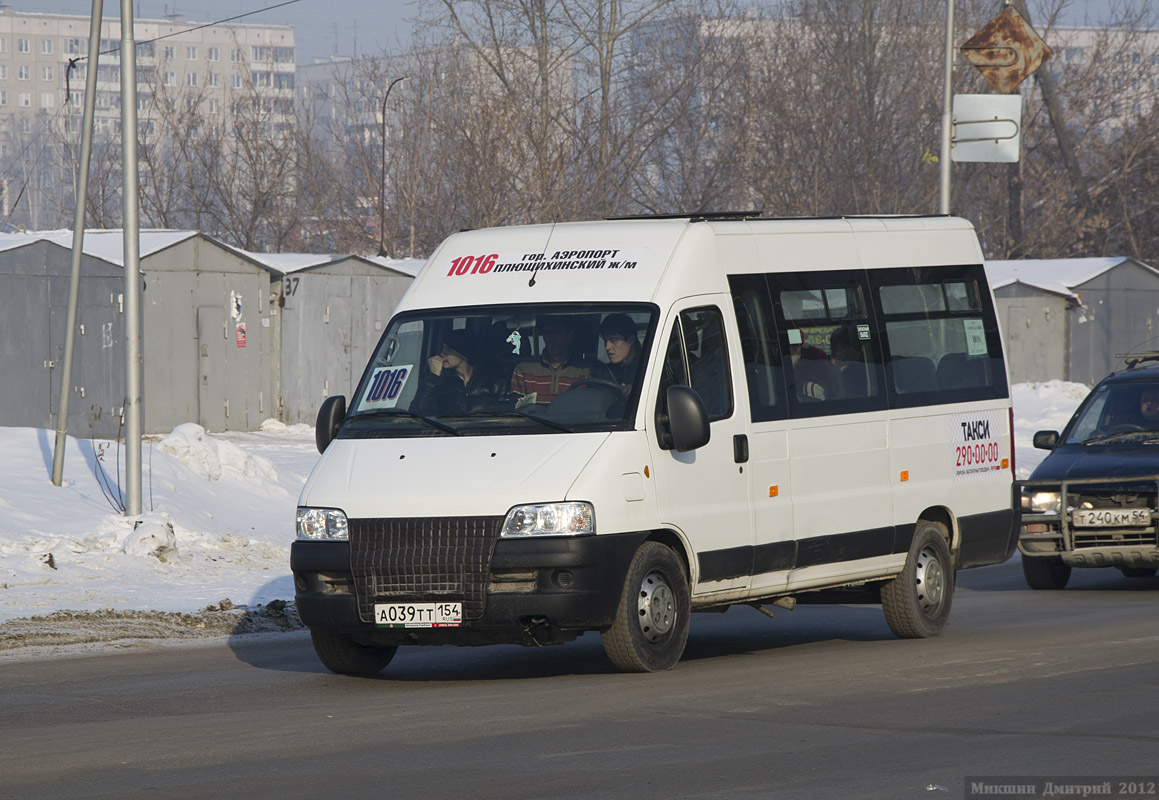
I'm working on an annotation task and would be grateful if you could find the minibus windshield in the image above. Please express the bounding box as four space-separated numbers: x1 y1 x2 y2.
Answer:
343 303 657 436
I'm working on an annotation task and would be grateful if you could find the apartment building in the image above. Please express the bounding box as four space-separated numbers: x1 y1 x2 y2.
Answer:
0 7 296 229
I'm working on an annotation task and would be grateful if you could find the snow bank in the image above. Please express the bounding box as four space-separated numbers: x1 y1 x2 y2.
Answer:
0 422 319 624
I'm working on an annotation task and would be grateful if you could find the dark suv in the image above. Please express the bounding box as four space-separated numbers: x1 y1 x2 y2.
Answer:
1019 356 1159 589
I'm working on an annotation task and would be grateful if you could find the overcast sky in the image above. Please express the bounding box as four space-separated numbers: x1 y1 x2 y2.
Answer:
23 1 1151 66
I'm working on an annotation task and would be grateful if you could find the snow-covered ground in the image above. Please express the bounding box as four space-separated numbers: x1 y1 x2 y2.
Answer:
0 381 1091 650
0 420 320 632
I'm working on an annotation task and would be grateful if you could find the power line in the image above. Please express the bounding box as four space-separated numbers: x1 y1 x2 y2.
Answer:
87 0 304 60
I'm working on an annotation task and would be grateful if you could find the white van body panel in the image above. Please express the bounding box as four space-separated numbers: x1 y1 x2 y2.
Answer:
405 219 713 309
562 429 663 541
301 433 609 519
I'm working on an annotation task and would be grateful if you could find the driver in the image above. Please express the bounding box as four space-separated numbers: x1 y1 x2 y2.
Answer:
1141 386 1159 425
510 316 594 405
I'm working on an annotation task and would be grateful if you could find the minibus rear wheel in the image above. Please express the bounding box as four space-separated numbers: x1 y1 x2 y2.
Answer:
310 629 397 676
881 521 954 639
601 542 690 673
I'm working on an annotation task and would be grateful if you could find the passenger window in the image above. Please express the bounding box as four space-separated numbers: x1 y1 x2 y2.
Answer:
770 272 886 418
872 266 1007 406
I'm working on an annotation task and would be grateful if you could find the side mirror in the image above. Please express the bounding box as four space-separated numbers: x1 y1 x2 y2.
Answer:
1033 430 1059 450
316 395 347 453
666 385 710 452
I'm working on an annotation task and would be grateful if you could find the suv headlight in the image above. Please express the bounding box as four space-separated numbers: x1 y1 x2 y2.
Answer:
1023 491 1061 514
502 502 594 538
296 507 349 540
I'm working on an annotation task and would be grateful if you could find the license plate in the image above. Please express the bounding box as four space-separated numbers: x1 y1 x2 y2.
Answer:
374 602 462 628
1072 508 1151 527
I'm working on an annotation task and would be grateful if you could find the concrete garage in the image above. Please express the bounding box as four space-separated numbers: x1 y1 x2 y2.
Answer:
987 257 1159 386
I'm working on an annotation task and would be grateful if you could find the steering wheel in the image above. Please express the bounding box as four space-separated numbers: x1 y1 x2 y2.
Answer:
567 378 624 395
1105 423 1143 434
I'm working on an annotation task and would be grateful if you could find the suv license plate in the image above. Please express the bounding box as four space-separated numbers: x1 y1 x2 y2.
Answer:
1072 508 1151 527
374 602 462 628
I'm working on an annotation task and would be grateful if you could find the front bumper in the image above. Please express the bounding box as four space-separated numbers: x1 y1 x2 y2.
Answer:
1017 475 1159 568
291 531 648 646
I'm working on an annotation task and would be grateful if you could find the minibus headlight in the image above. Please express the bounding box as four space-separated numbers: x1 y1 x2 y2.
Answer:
1023 491 1061 514
296 507 349 540
502 502 595 537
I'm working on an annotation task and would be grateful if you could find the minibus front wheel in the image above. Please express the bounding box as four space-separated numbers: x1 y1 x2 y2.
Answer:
881 521 954 639
310 629 398 676
601 542 691 672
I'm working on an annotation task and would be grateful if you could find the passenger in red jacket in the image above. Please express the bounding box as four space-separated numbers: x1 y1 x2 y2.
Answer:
510 316 593 405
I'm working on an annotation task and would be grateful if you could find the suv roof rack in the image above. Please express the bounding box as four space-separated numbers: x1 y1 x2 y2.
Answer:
1116 352 1159 369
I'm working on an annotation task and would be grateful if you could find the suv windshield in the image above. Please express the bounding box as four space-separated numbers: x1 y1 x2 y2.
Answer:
342 303 657 437
1064 380 1159 444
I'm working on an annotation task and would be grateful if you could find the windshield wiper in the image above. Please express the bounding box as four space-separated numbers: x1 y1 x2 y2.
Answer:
1081 431 1156 446
347 408 461 435
465 410 575 433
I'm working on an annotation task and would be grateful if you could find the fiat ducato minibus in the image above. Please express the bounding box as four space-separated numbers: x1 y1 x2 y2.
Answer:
291 214 1017 675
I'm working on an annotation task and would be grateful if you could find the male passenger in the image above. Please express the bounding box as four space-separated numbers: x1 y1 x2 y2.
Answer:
510 316 593 404
599 313 642 392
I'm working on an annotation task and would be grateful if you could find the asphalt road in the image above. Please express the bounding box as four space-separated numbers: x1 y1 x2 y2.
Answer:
2 559 1158 800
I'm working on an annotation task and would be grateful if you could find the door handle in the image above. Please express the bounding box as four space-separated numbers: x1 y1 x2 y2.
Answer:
733 434 749 464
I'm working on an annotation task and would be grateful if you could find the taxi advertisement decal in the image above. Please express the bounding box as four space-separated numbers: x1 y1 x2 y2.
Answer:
950 409 1006 481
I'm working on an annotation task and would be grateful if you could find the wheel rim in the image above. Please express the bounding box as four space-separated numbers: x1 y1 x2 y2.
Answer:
637 569 676 642
914 544 946 616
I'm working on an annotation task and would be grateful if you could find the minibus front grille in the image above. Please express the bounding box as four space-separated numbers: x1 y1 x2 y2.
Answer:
348 516 504 624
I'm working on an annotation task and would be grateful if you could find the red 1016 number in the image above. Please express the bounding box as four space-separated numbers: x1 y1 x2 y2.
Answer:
447 254 498 276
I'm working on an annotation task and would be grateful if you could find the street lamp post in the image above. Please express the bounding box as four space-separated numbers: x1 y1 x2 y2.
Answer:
379 76 410 258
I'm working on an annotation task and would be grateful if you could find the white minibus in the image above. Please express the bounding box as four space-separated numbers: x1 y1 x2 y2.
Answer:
292 214 1017 675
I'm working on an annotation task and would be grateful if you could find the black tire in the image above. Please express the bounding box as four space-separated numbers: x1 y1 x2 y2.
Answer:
1120 566 1158 578
601 542 690 673
881 521 954 639
310 629 398 676
1022 555 1072 589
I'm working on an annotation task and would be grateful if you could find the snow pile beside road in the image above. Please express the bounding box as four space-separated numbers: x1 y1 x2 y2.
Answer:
157 423 279 483
0 423 320 629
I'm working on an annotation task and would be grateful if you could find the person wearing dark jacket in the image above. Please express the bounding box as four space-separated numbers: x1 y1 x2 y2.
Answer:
418 329 507 415
599 313 642 391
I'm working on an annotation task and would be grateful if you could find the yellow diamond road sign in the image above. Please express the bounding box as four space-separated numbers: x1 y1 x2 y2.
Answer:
961 5 1053 94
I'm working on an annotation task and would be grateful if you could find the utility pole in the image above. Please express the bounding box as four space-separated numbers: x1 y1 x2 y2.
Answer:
939 0 956 214
121 0 143 515
52 0 104 487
